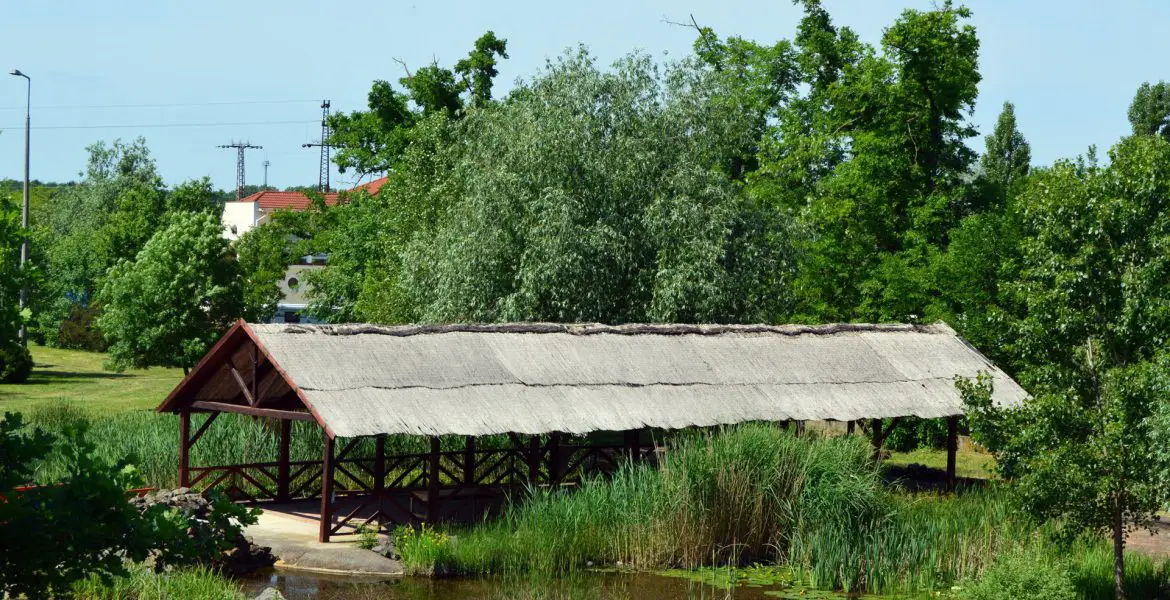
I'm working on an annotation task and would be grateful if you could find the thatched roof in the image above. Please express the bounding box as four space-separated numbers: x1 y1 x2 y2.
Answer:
161 321 1026 438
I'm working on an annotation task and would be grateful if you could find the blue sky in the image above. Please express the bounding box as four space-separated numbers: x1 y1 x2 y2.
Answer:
1 1 1167 191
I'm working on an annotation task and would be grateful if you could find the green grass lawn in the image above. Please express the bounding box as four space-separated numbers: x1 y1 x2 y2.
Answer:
886 447 998 480
0 345 183 416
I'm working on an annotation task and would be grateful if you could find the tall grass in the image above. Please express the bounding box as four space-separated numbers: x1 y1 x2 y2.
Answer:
71 564 244 600
398 424 1168 597
409 424 914 588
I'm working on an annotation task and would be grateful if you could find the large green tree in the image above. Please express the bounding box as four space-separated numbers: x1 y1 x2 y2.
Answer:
755 1 982 323
1127 81 1170 140
97 212 242 373
965 136 1170 600
981 101 1031 205
306 50 802 325
326 31 510 177
0 196 32 382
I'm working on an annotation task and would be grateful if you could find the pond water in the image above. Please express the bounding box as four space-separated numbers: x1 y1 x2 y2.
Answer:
239 570 871 600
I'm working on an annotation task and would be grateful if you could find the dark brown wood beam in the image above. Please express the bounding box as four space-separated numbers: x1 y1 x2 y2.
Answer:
427 437 441 523
946 415 959 492
179 408 191 487
319 434 335 543
190 401 315 421
187 411 220 449
278 420 291 502
227 363 256 406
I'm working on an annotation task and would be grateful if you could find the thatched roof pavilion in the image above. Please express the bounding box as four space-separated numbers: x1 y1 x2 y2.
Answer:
159 320 1025 541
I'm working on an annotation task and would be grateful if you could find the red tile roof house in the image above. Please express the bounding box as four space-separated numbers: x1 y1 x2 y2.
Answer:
220 177 387 323
220 176 387 241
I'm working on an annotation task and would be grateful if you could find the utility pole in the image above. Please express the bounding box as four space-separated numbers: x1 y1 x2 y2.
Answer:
302 100 332 192
217 141 262 201
10 69 30 345
263 159 271 189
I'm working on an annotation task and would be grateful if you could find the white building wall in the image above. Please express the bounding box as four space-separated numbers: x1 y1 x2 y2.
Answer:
221 201 259 241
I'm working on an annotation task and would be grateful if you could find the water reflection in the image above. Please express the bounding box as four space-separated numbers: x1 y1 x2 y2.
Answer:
240 570 827 600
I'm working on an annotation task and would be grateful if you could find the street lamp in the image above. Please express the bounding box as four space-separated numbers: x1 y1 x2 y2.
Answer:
10 69 29 345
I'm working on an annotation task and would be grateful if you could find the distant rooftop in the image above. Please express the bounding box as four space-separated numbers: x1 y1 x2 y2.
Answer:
229 176 389 211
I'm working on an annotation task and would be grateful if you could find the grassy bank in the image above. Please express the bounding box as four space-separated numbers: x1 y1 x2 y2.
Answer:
71 564 244 600
0 345 182 415
394 424 1167 598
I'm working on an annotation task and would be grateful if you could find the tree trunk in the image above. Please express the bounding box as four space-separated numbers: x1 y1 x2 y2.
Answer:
1113 494 1126 600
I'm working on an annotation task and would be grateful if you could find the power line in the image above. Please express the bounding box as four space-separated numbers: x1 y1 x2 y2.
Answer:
0 119 318 131
0 99 320 111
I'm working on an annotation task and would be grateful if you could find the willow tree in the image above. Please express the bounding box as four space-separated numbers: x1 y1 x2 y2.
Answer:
396 50 802 324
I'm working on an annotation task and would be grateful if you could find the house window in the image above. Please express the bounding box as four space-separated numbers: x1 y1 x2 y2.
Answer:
284 311 301 324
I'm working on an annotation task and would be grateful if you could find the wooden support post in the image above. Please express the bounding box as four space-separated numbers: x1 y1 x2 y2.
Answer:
250 344 259 406
277 420 291 502
796 420 806 436
624 429 639 461
374 435 386 494
548 432 562 485
427 437 442 523
179 408 191 487
528 435 541 485
463 436 476 485
847 420 855 435
318 434 335 543
871 418 883 461
946 416 959 491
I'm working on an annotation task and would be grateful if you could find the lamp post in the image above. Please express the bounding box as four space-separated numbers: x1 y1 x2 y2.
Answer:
10 69 29 345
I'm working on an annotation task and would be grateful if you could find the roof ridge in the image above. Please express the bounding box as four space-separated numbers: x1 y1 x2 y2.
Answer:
252 322 953 337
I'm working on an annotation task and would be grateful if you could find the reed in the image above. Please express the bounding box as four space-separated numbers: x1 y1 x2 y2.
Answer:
71 564 244 600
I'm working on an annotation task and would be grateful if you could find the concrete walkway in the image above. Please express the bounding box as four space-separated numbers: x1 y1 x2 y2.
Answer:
245 504 403 576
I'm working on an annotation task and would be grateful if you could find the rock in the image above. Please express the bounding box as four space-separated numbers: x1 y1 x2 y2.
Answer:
252 587 287 600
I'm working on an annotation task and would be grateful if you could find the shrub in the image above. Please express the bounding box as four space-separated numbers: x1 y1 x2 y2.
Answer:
131 488 269 575
0 413 154 597
958 549 1076 600
0 342 32 383
57 302 108 351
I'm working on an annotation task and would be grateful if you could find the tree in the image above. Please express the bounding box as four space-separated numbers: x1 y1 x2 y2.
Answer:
327 31 510 176
235 211 303 322
32 138 166 345
97 212 242 373
0 196 32 382
981 101 1031 204
964 136 1170 600
1127 81 1170 140
394 50 800 324
454 31 509 108
166 176 221 216
755 1 982 323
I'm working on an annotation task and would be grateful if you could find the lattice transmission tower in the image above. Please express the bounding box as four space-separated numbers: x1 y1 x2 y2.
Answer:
302 100 332 192
217 141 263 200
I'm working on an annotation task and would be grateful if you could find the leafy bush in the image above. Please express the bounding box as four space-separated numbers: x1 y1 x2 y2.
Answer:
957 549 1076 600
0 342 32 383
0 412 153 597
57 301 108 351
131 488 266 574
